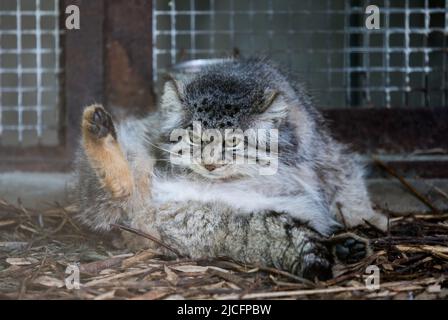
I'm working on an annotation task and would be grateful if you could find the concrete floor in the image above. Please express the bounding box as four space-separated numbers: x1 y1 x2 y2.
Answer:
1 172 447 213
0 172 72 209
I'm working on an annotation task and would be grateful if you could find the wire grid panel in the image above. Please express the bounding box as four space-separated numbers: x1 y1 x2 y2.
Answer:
152 0 448 108
0 0 61 146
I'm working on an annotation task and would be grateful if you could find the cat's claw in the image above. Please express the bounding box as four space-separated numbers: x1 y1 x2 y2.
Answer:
83 105 117 140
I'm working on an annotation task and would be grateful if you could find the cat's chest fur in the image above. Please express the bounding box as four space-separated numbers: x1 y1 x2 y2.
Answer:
150 172 339 236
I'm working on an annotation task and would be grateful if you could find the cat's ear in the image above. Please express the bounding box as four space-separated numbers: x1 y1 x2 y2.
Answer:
160 75 183 113
256 89 288 123
159 76 185 131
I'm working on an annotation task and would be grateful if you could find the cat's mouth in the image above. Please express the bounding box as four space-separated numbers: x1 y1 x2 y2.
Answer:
189 162 244 180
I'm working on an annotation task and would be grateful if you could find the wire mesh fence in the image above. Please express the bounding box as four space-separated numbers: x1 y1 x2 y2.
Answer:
152 0 447 109
0 0 61 146
0 0 446 147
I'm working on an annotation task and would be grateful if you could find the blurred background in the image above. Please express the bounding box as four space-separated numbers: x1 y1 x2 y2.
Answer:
0 0 447 210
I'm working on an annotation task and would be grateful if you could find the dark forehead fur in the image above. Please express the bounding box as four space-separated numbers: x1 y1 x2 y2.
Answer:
182 59 278 129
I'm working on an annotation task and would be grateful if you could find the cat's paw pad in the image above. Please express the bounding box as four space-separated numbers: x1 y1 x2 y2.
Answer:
332 233 370 264
83 105 116 140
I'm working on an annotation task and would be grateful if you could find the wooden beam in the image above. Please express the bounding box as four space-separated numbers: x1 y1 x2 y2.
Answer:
62 0 105 152
104 0 155 117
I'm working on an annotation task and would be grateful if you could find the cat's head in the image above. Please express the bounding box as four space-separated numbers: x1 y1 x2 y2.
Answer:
158 59 308 180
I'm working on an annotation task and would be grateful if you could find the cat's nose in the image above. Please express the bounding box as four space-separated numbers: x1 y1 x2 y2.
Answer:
204 164 222 172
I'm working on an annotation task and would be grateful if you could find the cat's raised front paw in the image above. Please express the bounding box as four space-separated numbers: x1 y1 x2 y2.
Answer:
82 104 117 140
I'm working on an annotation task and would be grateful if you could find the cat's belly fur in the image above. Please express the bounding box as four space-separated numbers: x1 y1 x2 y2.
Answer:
150 176 340 236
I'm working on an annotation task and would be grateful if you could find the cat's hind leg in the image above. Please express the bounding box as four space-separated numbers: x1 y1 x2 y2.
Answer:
154 204 334 281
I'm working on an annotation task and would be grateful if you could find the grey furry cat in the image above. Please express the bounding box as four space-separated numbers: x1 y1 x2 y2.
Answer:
75 59 386 280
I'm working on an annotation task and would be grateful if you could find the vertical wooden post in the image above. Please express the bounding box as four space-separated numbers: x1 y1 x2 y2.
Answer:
62 0 154 159
62 0 105 152
104 0 155 117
